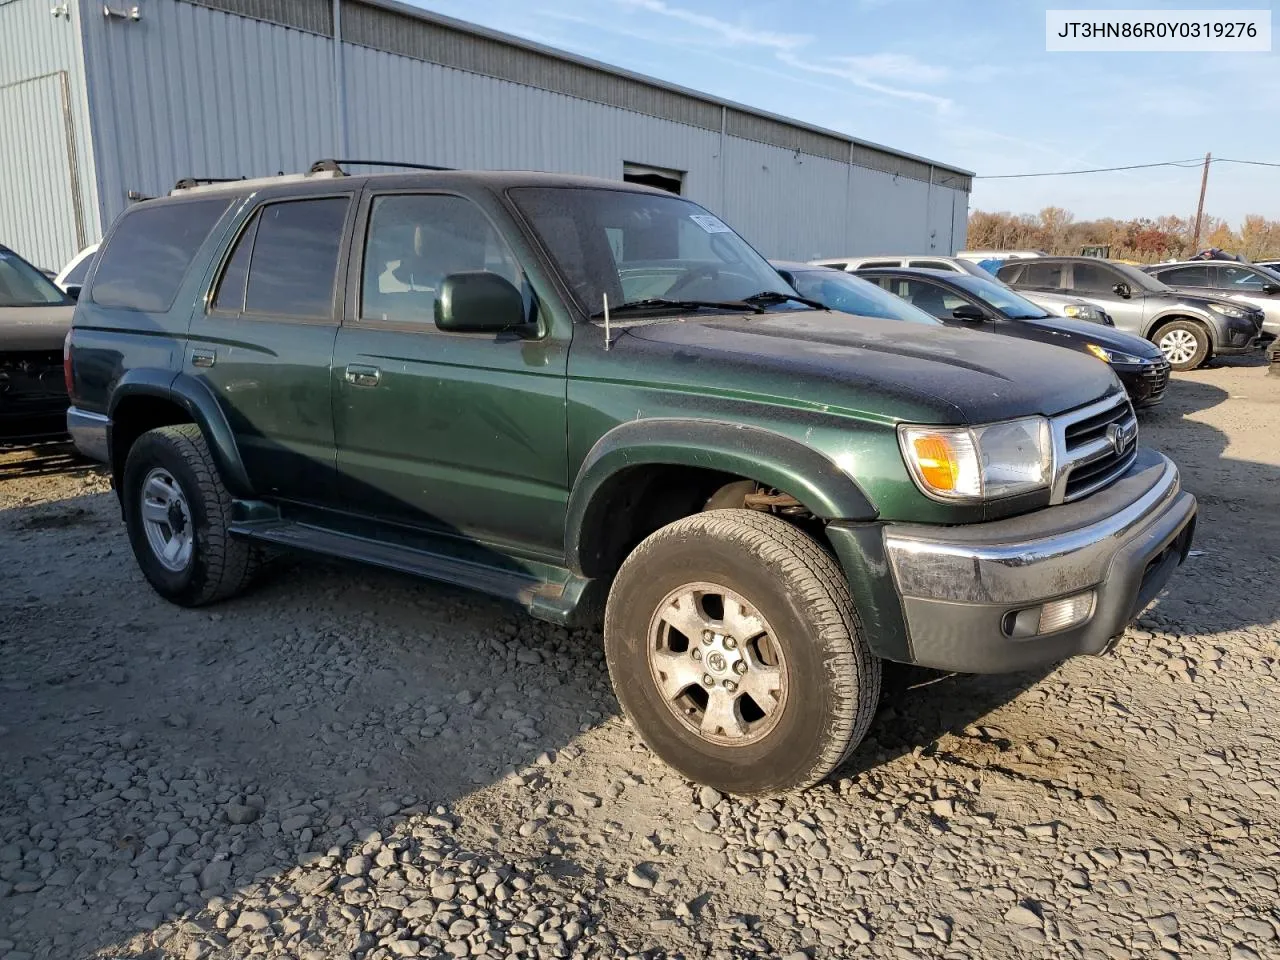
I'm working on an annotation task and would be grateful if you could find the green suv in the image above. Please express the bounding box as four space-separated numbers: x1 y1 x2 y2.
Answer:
66 168 1197 794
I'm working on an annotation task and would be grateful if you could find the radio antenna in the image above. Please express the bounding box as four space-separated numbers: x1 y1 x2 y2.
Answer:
603 293 611 351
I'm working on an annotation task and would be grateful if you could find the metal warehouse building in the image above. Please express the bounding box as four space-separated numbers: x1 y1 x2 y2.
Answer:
1 0 972 273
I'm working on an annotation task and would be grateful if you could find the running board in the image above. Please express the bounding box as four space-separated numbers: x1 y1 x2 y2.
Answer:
229 518 602 626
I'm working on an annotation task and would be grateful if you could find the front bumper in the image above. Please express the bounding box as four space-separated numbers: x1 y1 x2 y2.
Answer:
828 448 1196 673
1216 316 1265 354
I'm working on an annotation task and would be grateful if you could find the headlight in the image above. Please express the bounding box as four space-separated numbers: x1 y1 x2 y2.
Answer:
898 417 1052 502
1208 302 1247 319
1086 343 1149 365
1063 303 1102 322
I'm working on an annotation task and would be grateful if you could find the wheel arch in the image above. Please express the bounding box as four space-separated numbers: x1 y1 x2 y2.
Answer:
109 371 253 499
1143 310 1218 346
565 419 877 579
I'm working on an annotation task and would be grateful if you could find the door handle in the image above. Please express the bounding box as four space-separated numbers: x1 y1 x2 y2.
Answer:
191 350 216 368
344 364 381 387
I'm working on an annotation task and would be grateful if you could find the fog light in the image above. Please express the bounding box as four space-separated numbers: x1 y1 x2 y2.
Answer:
1004 590 1096 639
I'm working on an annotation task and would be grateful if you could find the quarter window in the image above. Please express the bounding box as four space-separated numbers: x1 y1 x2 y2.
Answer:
360 194 521 324
243 198 349 319
91 198 230 312
211 215 258 314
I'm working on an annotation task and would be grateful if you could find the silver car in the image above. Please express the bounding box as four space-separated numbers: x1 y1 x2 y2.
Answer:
1142 260 1280 340
814 254 1113 325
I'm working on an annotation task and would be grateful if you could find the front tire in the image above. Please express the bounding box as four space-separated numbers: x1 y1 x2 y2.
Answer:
1154 319 1210 370
122 424 260 606
604 509 880 795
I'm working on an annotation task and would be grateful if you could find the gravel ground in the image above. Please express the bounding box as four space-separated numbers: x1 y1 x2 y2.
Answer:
1 360 1278 960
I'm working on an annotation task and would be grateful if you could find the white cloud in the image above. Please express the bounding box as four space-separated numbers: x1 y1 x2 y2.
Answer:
838 52 948 85
777 52 953 110
615 0 808 51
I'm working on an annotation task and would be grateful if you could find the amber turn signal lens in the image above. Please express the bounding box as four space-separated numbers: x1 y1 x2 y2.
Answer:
911 434 959 492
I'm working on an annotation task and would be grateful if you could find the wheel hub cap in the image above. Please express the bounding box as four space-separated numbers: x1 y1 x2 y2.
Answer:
647 582 788 747
140 467 194 572
1160 329 1197 364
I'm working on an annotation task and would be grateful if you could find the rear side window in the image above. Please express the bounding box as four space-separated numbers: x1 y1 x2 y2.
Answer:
1019 262 1065 288
243 198 349 319
1155 265 1211 287
91 199 230 311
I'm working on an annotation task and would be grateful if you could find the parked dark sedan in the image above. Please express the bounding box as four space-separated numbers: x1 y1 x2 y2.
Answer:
1 244 74 440
794 264 1172 407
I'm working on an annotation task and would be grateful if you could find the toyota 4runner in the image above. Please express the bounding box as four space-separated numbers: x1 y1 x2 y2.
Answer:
66 167 1197 794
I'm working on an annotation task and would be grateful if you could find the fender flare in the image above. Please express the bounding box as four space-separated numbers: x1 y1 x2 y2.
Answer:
109 370 254 498
564 418 877 574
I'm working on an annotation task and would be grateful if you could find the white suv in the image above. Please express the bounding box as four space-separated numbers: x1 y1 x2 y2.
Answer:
812 255 1113 325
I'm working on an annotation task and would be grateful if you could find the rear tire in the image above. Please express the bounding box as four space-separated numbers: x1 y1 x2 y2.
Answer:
122 424 260 606
1153 319 1210 370
604 509 880 795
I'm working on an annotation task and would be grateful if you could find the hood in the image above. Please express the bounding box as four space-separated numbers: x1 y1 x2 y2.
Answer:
0 304 74 352
1152 288 1262 317
626 310 1121 424
1011 314 1163 358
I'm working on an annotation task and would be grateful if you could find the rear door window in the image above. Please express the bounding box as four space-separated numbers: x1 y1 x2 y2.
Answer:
242 198 350 320
91 198 230 311
1018 262 1065 289
1155 265 1211 288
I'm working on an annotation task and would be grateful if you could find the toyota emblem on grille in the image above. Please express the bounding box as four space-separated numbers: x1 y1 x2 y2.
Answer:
1106 421 1134 455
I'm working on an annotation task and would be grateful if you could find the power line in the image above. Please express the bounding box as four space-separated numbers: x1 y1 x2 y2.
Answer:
976 156 1280 179
976 158 1204 179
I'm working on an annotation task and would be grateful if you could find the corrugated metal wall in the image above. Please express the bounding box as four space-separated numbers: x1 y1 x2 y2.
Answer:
0 0 95 271
78 0 338 229
68 0 967 261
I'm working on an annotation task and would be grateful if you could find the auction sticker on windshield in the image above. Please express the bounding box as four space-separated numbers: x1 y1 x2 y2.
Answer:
1046 9 1270 51
690 214 733 234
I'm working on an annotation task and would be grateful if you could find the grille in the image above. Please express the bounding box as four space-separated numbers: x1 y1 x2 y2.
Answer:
1142 359 1171 402
1051 393 1138 503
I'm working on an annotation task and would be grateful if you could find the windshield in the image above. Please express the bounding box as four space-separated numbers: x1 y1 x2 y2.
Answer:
0 248 70 307
786 268 939 325
944 272 1051 318
509 187 795 316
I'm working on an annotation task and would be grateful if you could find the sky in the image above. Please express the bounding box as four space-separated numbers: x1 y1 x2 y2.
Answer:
408 0 1279 225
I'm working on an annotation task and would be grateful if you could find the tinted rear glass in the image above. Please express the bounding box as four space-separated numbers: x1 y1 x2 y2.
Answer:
244 198 349 319
91 199 230 311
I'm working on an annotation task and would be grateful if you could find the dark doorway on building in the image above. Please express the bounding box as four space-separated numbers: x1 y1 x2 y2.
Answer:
623 162 684 195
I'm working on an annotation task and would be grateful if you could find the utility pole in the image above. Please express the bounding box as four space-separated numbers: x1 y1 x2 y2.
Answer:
1190 152 1211 252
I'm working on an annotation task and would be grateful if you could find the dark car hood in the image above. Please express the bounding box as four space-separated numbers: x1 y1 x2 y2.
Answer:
1151 288 1262 317
628 310 1121 423
0 304 74 352
1010 314 1163 358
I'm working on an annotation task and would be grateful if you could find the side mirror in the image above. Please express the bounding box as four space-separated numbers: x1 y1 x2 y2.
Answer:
434 272 529 333
1262 283 1280 295
950 303 988 322
65 285 81 302
1112 282 1131 299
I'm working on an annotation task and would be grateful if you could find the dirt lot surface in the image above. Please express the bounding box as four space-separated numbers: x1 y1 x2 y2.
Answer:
2 361 1278 960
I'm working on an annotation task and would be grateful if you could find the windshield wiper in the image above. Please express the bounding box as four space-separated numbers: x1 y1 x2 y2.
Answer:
741 290 827 310
590 297 764 317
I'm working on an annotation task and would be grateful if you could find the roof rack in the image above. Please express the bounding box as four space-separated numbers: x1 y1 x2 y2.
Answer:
169 169 344 197
310 159 454 175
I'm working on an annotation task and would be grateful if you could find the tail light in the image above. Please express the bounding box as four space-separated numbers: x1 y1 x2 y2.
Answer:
63 329 74 397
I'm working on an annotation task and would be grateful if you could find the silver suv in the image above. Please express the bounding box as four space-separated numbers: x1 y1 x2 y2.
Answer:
1142 261 1280 342
818 255 1112 325
998 257 1265 370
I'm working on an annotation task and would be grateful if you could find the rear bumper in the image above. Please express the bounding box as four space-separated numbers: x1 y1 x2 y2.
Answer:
67 406 110 462
828 448 1196 673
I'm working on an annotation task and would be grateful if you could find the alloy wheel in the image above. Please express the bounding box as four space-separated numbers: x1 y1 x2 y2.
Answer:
139 467 194 572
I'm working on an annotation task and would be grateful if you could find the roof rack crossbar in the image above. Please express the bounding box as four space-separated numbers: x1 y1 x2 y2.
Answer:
173 176 250 191
310 159 454 175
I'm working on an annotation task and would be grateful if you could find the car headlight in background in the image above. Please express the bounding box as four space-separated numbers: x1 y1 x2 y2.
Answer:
1063 303 1104 323
1086 343 1150 365
1208 302 1248 319
898 417 1052 502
